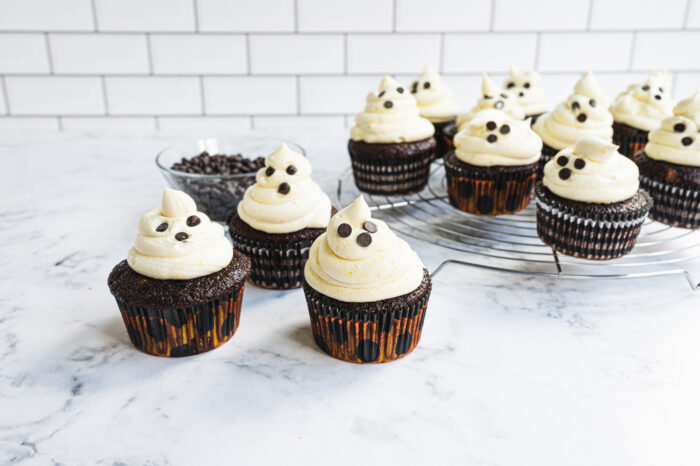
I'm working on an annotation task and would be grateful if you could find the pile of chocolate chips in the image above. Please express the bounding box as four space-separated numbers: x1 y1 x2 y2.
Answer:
169 151 265 221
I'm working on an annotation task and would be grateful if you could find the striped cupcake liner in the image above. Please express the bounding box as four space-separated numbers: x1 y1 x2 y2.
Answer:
535 183 652 260
639 174 700 229
302 281 431 364
349 147 434 196
116 286 245 357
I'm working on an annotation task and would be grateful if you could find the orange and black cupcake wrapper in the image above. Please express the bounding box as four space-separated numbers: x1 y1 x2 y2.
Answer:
535 183 652 260
116 286 245 357
349 148 434 196
303 282 432 364
444 155 537 215
639 175 700 229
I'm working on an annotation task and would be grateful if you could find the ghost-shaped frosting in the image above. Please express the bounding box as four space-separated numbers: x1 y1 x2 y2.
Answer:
410 66 458 123
456 73 526 131
611 71 675 131
504 66 548 116
644 90 700 166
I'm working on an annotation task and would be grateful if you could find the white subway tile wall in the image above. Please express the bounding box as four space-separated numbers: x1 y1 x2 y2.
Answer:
0 0 697 130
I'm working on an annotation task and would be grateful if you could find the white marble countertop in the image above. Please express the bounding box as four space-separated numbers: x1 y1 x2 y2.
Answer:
2 129 700 466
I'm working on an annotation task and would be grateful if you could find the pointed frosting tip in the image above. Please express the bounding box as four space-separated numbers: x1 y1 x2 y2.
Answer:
161 188 196 218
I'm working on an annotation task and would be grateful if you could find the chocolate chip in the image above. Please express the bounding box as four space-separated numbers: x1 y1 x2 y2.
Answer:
186 215 201 227
278 182 290 194
286 165 297 175
337 223 351 238
524 82 531 89
577 113 587 123
494 100 504 109
156 223 168 232
265 166 275 177
574 158 586 170
486 121 497 130
507 82 515 88
589 99 596 107
682 137 694 146
500 93 508 98
378 90 385 98
175 232 189 241
571 101 580 111
499 124 510 134
556 155 569 166
357 232 372 247
487 134 498 143
423 82 431 89
384 101 393 109
674 123 686 133
397 87 404 93
519 91 525 97
559 168 572 180
362 221 377 233
654 94 662 100
642 85 650 91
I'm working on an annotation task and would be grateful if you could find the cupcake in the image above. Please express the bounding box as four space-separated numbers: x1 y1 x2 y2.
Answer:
533 71 613 176
227 143 333 289
503 66 549 122
535 137 652 260
410 66 459 159
303 197 431 364
635 91 700 228
445 109 542 215
108 188 251 357
455 73 525 132
611 71 675 157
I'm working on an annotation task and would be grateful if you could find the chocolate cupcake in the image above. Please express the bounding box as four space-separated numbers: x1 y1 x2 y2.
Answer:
349 76 436 195
303 197 431 364
611 71 675 157
503 66 549 122
228 143 333 289
455 73 525 133
536 137 651 260
410 66 459 159
108 188 251 357
635 91 700 228
445 109 542 215
533 71 613 177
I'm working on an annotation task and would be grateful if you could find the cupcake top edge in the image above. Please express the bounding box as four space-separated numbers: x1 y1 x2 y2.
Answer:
304 196 425 303
127 188 233 280
454 109 542 167
456 73 525 130
237 143 332 234
645 90 700 167
542 137 639 204
611 70 675 131
504 66 549 116
410 65 458 123
350 75 435 144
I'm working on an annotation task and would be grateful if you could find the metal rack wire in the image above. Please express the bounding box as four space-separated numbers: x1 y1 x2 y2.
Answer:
337 160 700 290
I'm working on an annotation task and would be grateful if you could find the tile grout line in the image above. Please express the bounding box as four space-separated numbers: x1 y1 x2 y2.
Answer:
2 76 11 115
44 33 54 74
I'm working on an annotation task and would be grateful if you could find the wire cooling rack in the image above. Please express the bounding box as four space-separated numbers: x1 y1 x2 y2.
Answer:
336 160 700 290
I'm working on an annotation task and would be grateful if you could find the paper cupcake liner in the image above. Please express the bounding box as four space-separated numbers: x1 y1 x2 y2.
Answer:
535 183 652 260
116 286 245 357
537 143 560 180
444 154 537 215
349 146 434 196
229 230 317 289
302 281 432 364
639 174 700 229
432 118 457 160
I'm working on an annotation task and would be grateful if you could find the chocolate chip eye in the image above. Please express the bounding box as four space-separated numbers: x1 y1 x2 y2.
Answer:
186 215 200 227
175 232 189 241
337 223 352 238
397 87 404 94
265 166 275 177
362 221 377 233
682 137 694 146
286 165 297 175
384 101 393 109
674 123 686 133
507 82 515 88
494 100 504 109
278 182 290 195
571 101 580 111
500 124 510 134
559 168 572 180
156 223 168 232
357 232 372 247
654 94 662 100
524 82 531 89
519 91 524 97
589 99 596 107
556 155 569 166
423 82 431 89
483 94 492 99
500 93 508 98
574 158 586 170
577 113 587 123
487 134 498 143
486 121 497 130
642 85 650 91
378 90 385 98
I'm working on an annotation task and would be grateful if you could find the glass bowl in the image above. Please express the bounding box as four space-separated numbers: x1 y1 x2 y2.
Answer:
156 136 305 222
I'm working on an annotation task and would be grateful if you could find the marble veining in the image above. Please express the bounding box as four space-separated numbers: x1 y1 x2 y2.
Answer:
1 130 700 465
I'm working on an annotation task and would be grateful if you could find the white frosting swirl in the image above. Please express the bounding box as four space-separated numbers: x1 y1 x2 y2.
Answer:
456 74 525 130
533 71 613 150
411 66 458 123
504 66 548 116
454 109 542 166
350 75 435 143
645 91 700 166
237 143 332 233
543 137 639 203
611 71 675 131
127 188 233 280
304 197 424 303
